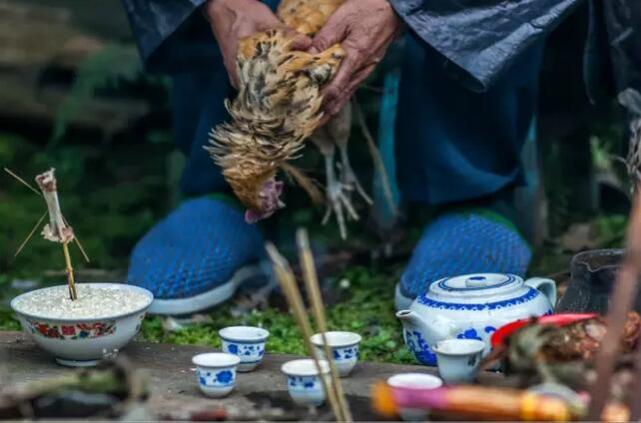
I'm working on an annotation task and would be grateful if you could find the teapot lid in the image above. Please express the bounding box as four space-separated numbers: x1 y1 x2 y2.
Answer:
428 273 524 299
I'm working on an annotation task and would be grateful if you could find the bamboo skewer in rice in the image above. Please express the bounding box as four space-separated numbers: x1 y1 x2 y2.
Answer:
265 241 351 422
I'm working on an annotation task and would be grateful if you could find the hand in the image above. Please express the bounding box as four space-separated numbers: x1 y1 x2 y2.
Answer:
311 0 402 117
203 0 311 88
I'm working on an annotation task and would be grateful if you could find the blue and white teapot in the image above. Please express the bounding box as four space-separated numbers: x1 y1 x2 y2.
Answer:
396 273 556 366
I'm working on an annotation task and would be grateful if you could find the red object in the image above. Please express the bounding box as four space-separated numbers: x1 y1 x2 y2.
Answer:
491 313 598 347
61 325 76 336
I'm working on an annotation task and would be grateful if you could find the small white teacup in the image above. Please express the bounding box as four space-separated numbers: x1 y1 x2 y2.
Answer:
282 359 330 406
387 373 443 421
434 339 485 385
310 331 362 377
219 326 270 372
192 352 240 398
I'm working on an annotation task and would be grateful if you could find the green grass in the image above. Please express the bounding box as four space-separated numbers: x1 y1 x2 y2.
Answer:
139 266 415 364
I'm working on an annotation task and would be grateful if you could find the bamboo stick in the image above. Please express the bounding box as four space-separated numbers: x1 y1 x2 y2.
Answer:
587 190 641 420
62 242 77 300
297 229 352 422
13 212 47 259
265 243 344 421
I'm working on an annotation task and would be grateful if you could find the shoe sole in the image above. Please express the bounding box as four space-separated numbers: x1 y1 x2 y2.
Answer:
148 265 264 315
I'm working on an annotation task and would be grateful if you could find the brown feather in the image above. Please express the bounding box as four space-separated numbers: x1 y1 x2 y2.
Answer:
206 25 345 212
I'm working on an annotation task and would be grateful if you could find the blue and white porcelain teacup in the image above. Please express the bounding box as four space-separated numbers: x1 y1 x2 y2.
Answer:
219 326 270 372
310 331 361 377
192 352 240 398
433 338 485 384
282 358 330 406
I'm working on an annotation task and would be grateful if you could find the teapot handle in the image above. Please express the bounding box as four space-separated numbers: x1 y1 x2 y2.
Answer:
525 277 557 308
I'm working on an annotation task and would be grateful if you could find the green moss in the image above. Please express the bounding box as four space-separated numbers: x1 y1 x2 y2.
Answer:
140 266 414 364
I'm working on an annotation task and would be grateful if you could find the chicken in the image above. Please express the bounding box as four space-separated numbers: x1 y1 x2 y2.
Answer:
483 312 641 391
207 0 373 238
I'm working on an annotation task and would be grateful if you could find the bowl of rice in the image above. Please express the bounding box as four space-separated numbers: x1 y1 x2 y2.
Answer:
11 283 153 367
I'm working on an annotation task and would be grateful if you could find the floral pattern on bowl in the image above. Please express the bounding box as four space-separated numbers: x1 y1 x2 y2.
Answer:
26 320 116 340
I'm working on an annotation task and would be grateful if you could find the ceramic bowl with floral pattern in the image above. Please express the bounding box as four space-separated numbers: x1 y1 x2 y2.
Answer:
11 283 153 367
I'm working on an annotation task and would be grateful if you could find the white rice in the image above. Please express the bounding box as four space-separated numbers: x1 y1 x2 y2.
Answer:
13 284 150 319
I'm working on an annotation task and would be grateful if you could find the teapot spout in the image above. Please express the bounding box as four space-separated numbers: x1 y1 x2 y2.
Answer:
396 309 454 343
396 309 429 333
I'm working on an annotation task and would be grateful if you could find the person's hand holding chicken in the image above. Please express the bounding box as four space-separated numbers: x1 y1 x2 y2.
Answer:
207 0 400 238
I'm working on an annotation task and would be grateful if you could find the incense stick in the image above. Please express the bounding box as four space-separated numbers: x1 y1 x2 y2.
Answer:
297 229 352 422
587 191 641 419
265 243 344 421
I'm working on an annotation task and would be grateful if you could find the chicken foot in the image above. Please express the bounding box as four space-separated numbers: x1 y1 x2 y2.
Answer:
311 103 374 239
337 141 373 206
334 102 372 207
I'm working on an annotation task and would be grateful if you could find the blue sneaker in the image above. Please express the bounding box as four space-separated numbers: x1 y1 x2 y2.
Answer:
127 198 264 315
396 211 532 310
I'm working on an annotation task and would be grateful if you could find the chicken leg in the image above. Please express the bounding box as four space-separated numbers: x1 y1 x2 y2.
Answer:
336 102 373 206
310 103 371 239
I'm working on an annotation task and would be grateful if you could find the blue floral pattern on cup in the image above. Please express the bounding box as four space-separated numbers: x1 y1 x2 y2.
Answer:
332 345 359 361
223 341 266 359
286 374 326 405
197 368 236 387
288 375 320 390
222 339 266 371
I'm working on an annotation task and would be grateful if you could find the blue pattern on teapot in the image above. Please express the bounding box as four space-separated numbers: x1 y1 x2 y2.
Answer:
397 273 556 366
